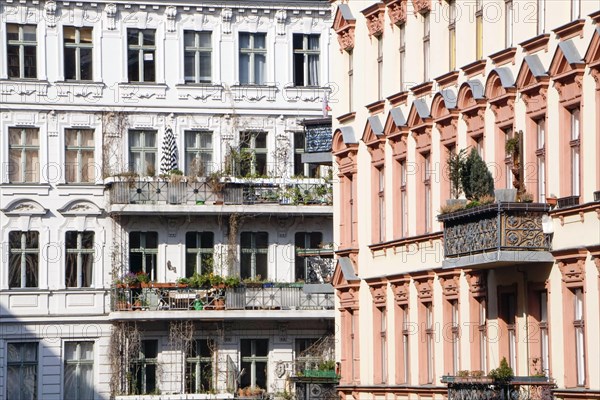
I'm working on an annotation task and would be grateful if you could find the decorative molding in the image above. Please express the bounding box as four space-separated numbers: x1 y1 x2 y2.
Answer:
117 83 168 100
44 1 58 28
176 84 224 101
57 200 104 216
553 248 588 288
384 0 407 27
0 80 50 97
461 59 487 78
337 112 356 124
412 273 434 302
552 19 585 41
519 33 550 54
221 8 233 34
105 4 117 30
588 245 600 275
361 3 386 38
283 86 329 102
55 82 105 99
2 199 48 216
437 270 460 300
411 0 431 15
275 10 287 35
388 275 410 305
490 47 517 66
410 81 433 98
231 85 277 102
465 270 487 298
165 6 177 32
366 99 385 115
367 279 387 308
434 70 460 89
387 90 409 107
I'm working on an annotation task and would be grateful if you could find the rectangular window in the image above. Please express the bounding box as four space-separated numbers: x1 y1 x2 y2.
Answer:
476 1 483 60
240 339 268 389
127 29 156 83
377 36 383 100
65 231 94 288
423 154 432 233
448 1 456 71
184 31 212 83
295 232 323 282
539 292 549 376
8 127 39 183
129 232 158 281
64 27 93 81
7 342 37 400
505 1 513 47
64 341 94 400
186 339 214 394
9 231 39 288
293 34 320 86
574 288 585 386
380 307 388 383
536 118 546 202
451 300 460 374
503 126 514 189
241 232 268 280
185 130 213 176
239 33 266 85
131 340 158 395
570 108 581 197
478 298 488 373
294 131 318 178
7 24 37 79
65 129 95 183
378 167 385 242
423 12 430 82
348 51 354 111
400 159 408 238
129 130 157 176
571 0 581 19
425 303 434 383
537 0 546 34
401 305 410 383
500 292 517 369
399 26 406 91
185 232 214 277
240 131 268 177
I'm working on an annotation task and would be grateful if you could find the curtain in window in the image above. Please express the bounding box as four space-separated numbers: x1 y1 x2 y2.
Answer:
254 54 265 85
308 36 319 86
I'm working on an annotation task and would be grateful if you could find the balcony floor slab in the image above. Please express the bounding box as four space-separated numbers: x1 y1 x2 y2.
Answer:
442 250 554 269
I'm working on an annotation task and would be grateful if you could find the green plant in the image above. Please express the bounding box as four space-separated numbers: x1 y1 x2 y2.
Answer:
461 149 494 201
136 271 150 284
489 357 514 383
170 168 183 175
521 192 533 203
505 136 520 156
224 276 241 288
318 359 336 371
471 370 485 378
439 202 467 214
457 370 470 378
448 148 467 199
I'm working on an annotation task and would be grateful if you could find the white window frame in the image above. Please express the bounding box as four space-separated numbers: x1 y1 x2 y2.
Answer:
65 231 95 288
505 1 513 47
574 288 585 386
536 118 546 202
129 130 157 176
127 29 156 83
63 26 93 81
8 127 39 183
185 130 213 176
570 108 581 197
7 342 38 400
423 12 430 82
239 32 267 85
240 339 269 389
9 231 39 288
64 341 94 400
6 24 37 79
185 339 214 394
240 231 269 280
65 128 95 183
183 31 212 84
129 231 158 281
293 33 320 87
185 232 214 277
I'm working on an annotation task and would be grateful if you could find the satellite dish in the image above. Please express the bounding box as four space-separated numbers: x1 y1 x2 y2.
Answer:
541 215 554 234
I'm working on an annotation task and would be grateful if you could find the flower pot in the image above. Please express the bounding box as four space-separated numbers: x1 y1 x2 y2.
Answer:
546 197 557 206
196 200 205 205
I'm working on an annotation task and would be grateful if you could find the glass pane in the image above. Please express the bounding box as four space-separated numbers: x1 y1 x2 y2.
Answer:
143 53 155 82
25 254 38 287
145 153 156 175
80 48 93 80
80 28 92 43
23 25 36 42
254 54 265 85
254 34 266 49
184 31 195 47
184 52 195 82
65 342 78 360
199 132 212 148
65 231 77 248
23 343 37 361
308 35 320 50
64 48 77 79
82 232 95 248
199 53 211 82
127 30 139 46
239 54 250 84
255 133 267 149
144 131 156 147
7 45 20 78
7 24 19 41
144 340 158 358
65 130 78 146
9 149 22 183
128 50 140 81
293 34 303 50
255 339 268 356
239 33 250 49
255 361 267 388
81 130 94 146
240 254 251 279
256 253 267 278
82 254 93 287
256 232 268 248
142 30 155 46
26 231 38 248
198 32 211 48
26 129 39 145
129 131 142 147
130 232 141 248
66 253 77 287
64 27 77 43
80 364 94 399
145 232 158 248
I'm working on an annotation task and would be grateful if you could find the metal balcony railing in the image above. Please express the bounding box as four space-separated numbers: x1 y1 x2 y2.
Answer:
441 376 556 400
111 285 334 312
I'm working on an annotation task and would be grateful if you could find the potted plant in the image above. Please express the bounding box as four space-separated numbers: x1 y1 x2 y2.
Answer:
136 271 150 287
446 148 467 206
461 149 495 203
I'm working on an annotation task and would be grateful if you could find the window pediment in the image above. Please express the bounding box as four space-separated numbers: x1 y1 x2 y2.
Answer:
58 200 104 216
333 4 356 52
361 3 386 38
2 199 47 216
384 0 407 26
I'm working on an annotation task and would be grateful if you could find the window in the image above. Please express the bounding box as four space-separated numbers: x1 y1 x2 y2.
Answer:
7 24 37 79
476 0 483 60
240 131 267 177
131 340 158 395
475 136 484 158
294 131 318 178
9 231 39 288
500 292 517 369
399 26 405 91
537 0 546 34
348 51 354 111
448 1 456 71
65 231 94 288
240 339 268 389
539 292 549 376
7 342 37 400
400 159 408 238
451 300 460 374
185 130 213 176
503 126 514 189
377 36 383 100
425 303 434 383
377 167 385 242
293 34 320 86
423 153 432 233
241 232 268 280
129 130 157 176
573 288 585 386
401 305 410 383
184 31 212 83
478 298 488 373
295 232 323 282
379 307 388 383
65 129 95 183
8 127 39 183
536 118 546 202
186 339 214 394
64 27 93 81
186 232 214 277
423 12 430 82
127 29 156 82
129 232 158 281
505 1 513 47
239 33 266 85
350 311 357 381
571 0 581 19
570 108 581 197
64 342 94 400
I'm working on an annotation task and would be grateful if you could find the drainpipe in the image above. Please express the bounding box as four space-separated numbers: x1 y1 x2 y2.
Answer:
517 266 529 376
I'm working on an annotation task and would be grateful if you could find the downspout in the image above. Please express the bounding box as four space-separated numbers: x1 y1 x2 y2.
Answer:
517 266 529 376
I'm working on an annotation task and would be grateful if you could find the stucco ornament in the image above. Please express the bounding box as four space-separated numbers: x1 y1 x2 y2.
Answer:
165 6 177 32
44 1 58 28
105 3 117 30
221 8 233 34
275 9 287 35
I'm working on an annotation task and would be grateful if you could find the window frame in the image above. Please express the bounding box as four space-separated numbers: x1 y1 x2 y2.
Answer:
8 127 39 183
294 232 323 282
239 32 267 85
185 339 214 394
183 31 212 84
127 29 156 83
65 128 95 183
240 231 269 280
185 232 214 278
569 107 581 197
293 33 320 87
185 130 213 176
130 339 159 395
65 231 95 288
64 341 94 400
6 24 37 79
535 118 546 202
448 1 456 71
377 35 383 100
240 339 269 389
9 230 39 288
63 26 93 81
129 130 157 176
422 12 430 82
6 342 38 400
129 231 158 281
239 131 268 177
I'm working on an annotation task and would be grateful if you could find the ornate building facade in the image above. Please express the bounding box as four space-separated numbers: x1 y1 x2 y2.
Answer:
331 1 600 399
0 0 335 399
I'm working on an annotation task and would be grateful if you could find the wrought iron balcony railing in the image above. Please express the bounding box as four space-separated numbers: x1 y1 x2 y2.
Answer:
441 375 555 400
438 202 552 264
111 285 334 312
107 179 332 206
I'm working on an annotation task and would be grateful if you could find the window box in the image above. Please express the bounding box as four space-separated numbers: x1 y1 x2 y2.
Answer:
303 369 339 379
557 195 579 208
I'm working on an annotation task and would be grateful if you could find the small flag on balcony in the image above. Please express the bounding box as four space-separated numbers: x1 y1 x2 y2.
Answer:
322 93 331 117
160 126 179 174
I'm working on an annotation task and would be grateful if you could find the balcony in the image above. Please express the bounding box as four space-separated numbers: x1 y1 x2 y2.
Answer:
438 202 553 269
109 284 334 320
441 376 555 400
106 178 332 215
